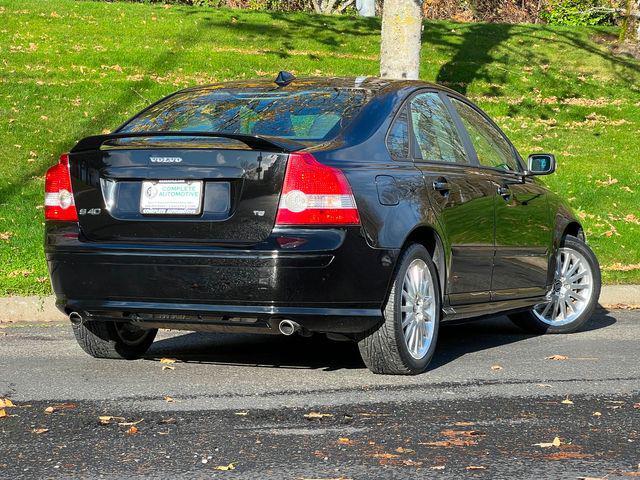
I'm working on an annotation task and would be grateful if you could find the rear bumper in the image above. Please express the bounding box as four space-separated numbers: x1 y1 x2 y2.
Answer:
45 224 397 333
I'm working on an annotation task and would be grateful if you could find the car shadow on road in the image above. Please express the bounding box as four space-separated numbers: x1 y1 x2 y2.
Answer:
145 309 617 372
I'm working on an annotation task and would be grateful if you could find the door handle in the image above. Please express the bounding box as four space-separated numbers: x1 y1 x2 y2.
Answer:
432 178 450 194
497 185 511 199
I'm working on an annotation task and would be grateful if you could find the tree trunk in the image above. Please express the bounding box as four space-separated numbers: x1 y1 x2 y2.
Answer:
380 0 424 79
356 0 376 16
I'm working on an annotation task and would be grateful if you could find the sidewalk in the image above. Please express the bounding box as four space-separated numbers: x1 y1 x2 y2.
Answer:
1 286 638 324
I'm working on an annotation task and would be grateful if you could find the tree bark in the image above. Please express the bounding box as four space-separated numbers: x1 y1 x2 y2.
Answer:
356 0 376 16
380 0 424 79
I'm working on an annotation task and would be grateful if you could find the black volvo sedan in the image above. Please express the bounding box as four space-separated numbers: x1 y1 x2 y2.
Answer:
45 74 600 374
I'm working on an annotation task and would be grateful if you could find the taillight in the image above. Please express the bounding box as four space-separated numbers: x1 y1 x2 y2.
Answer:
44 153 78 221
275 152 360 226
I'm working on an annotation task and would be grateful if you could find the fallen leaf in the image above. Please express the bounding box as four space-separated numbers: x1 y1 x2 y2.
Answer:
98 415 126 425
126 425 138 435
561 398 574 405
395 447 415 454
592 411 602 417
0 398 15 408
214 463 235 471
44 403 76 414
545 451 592 460
533 436 562 448
491 364 503 371
163 396 174 403
338 437 353 445
441 429 484 437
159 358 176 364
32 428 49 434
162 365 175 371
0 409 6 419
118 419 143 427
371 453 400 459
304 412 333 419
546 355 569 360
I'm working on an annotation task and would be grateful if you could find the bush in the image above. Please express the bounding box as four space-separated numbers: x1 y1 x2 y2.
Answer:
540 0 619 25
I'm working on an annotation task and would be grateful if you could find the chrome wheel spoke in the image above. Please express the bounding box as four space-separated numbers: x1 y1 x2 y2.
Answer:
401 259 436 360
533 247 593 326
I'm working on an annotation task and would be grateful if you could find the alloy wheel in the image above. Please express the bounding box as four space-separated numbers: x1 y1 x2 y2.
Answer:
401 259 436 359
533 247 594 326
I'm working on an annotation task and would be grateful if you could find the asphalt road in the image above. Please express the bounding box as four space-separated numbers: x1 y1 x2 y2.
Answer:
1 309 639 479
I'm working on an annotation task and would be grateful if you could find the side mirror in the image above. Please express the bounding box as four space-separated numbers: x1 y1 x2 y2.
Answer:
527 153 556 176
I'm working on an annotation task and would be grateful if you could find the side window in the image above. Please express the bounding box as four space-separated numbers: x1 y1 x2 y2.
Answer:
386 107 409 160
450 98 519 172
409 92 468 164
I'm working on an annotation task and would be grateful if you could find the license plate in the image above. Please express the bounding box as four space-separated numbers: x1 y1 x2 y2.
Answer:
140 180 203 215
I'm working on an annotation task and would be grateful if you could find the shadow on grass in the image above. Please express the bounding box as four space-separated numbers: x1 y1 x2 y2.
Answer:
144 311 616 372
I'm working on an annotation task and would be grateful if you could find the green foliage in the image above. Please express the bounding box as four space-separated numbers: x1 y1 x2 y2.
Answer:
0 0 639 295
541 0 618 26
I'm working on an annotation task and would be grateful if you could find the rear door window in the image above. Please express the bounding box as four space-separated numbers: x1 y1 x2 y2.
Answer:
120 88 369 142
409 92 469 164
386 107 410 160
450 98 520 172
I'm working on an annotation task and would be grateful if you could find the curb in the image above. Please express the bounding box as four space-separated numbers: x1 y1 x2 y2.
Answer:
1 286 638 325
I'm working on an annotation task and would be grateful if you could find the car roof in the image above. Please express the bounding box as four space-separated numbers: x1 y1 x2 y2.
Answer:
180 76 459 99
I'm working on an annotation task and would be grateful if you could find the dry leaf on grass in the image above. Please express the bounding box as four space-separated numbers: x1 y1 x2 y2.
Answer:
0 398 15 408
125 425 139 435
214 463 235 471
546 354 569 360
163 396 175 403
32 428 49 434
337 437 354 446
592 411 602 417
533 436 562 448
0 409 6 419
561 398 574 405
304 412 333 419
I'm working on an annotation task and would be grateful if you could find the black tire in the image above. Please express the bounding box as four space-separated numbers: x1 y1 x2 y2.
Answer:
72 320 157 359
358 244 441 375
509 236 601 334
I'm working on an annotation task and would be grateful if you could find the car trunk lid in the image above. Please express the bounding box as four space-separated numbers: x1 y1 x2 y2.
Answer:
69 133 301 244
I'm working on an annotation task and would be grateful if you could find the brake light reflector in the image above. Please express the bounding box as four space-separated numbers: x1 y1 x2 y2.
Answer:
276 152 360 226
44 153 78 221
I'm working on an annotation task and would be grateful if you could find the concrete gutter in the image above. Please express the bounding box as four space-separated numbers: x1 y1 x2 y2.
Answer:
1 286 638 325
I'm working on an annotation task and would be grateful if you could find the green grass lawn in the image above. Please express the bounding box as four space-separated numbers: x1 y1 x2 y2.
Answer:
1 0 639 295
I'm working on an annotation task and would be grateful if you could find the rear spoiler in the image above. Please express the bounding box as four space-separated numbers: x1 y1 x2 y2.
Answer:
70 131 306 154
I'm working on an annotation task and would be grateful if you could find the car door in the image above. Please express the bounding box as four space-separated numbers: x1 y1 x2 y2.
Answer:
448 96 552 300
407 91 496 305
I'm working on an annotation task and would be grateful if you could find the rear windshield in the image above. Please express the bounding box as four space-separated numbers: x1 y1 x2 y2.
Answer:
119 88 368 141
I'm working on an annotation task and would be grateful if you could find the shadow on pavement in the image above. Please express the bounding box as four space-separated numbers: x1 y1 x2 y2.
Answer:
146 311 617 372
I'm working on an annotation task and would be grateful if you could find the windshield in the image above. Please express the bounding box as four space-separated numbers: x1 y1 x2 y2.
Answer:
119 88 368 142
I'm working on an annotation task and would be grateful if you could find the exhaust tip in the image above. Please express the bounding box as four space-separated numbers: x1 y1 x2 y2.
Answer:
68 311 84 326
278 319 300 336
